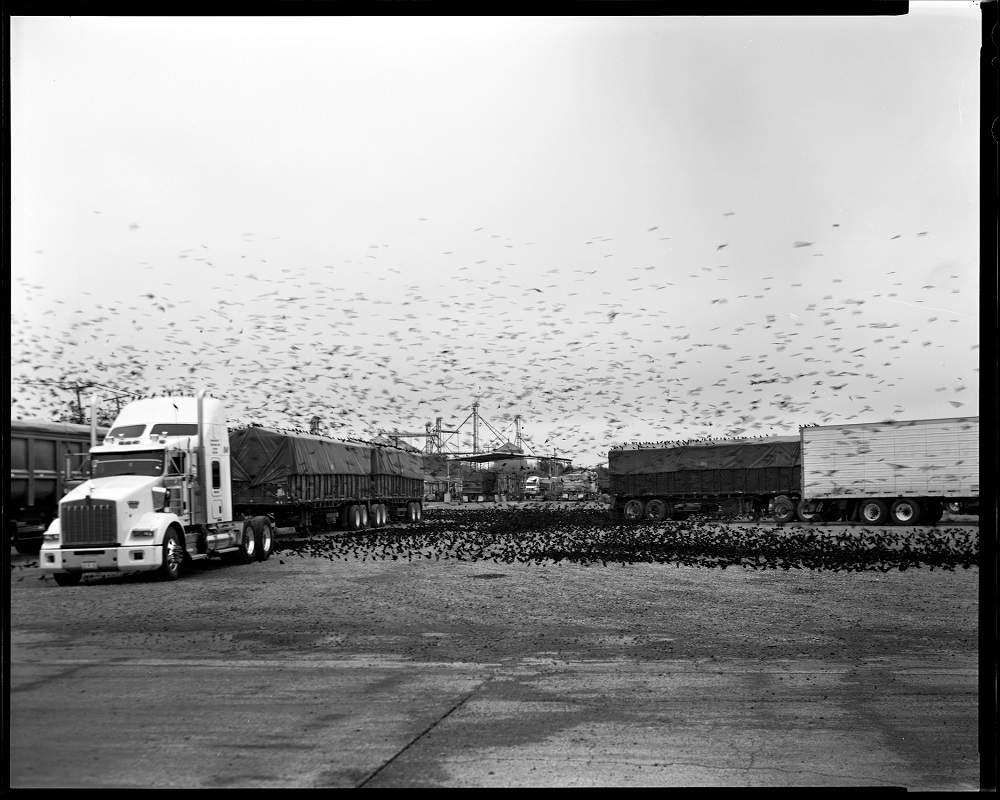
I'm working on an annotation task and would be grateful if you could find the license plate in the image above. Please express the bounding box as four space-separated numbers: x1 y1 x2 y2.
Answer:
81 560 98 571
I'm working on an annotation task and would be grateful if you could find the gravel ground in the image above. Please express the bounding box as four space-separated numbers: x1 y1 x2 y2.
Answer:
9 506 981 666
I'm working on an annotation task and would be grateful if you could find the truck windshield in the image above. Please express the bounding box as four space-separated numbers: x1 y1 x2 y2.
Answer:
150 423 198 436
91 450 165 478
108 425 146 438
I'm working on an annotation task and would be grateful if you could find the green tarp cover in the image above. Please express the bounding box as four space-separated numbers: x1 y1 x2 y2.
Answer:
609 436 801 475
230 427 372 486
371 447 425 480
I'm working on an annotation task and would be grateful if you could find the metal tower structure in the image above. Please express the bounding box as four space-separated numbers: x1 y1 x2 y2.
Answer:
379 399 570 465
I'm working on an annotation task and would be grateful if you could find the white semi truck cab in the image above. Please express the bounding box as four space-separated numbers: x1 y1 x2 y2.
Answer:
39 391 271 586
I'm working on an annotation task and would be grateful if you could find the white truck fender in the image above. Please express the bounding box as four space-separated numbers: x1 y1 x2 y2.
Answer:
129 512 186 545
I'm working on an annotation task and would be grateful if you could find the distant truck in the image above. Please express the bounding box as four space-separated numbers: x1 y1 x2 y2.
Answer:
552 471 599 500
459 470 497 502
608 416 979 525
523 475 552 499
39 392 424 585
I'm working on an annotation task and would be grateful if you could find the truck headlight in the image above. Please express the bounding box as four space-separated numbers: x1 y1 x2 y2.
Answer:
42 532 60 541
131 529 155 538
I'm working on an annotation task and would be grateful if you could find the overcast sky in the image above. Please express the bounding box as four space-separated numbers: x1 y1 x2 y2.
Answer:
10 8 981 466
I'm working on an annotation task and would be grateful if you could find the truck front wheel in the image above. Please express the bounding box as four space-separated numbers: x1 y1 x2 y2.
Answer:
53 572 82 587
159 528 185 581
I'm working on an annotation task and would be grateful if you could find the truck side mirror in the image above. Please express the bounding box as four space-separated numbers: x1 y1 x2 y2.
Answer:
152 486 169 511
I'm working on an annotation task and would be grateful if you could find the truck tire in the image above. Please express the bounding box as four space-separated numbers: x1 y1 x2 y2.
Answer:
53 572 82 586
772 497 796 524
252 516 274 561
622 499 645 522
405 501 418 523
414 502 423 522
795 499 823 523
889 498 921 526
644 499 671 521
346 505 363 532
235 520 257 563
159 527 185 581
859 499 890 526
359 505 370 529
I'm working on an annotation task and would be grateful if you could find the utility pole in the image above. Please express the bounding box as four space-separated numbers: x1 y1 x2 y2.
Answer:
472 401 480 456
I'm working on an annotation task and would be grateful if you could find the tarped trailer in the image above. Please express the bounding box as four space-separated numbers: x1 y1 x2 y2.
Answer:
608 436 801 520
229 427 424 527
230 427 373 510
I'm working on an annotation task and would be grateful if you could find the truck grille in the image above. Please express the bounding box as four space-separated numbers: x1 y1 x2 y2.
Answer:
61 500 118 547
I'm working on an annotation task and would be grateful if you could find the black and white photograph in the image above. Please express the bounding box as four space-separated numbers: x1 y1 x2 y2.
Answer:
9 6 989 790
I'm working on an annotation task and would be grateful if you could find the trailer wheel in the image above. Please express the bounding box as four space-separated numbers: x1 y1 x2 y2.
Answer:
253 517 274 561
235 520 257 563
860 499 890 526
622 499 645 522
344 505 360 531
772 497 797 524
644 499 671 521
53 572 82 587
159 527 185 581
889 498 921 526
359 505 370 529
404 501 417 523
922 500 943 524
414 501 423 522
795 499 823 523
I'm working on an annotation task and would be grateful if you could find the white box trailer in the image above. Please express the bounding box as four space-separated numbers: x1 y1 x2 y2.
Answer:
787 416 979 525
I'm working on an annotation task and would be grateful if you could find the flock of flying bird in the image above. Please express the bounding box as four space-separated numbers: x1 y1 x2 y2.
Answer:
11 210 978 467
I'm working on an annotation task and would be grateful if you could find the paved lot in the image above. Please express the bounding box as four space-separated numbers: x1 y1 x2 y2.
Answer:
8 512 987 789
